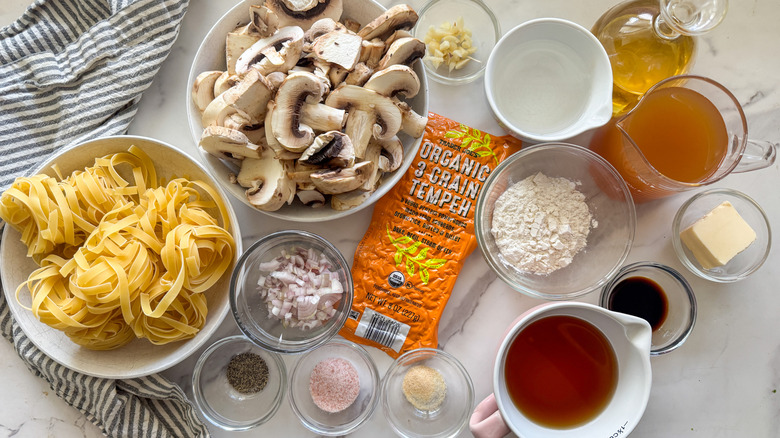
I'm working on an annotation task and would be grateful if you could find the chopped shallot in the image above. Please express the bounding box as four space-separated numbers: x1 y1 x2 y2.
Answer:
257 246 343 329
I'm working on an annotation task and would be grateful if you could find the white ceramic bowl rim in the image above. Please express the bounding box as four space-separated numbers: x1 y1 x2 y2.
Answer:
484 17 613 142
0 135 242 378
186 0 429 222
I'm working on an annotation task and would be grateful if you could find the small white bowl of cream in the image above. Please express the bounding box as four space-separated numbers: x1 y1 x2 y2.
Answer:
484 18 613 143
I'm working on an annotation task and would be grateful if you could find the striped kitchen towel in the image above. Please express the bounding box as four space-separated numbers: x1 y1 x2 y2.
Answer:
0 0 209 437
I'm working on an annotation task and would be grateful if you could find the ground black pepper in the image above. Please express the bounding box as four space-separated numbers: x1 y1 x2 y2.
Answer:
226 352 269 394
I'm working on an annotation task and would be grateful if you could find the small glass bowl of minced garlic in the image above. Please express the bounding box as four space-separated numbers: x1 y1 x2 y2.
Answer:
413 0 500 85
191 335 287 431
381 348 474 438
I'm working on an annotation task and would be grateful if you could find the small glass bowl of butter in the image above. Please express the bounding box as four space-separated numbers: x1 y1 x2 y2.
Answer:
672 188 771 282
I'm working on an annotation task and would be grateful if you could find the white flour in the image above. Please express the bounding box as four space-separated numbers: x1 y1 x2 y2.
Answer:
491 172 593 275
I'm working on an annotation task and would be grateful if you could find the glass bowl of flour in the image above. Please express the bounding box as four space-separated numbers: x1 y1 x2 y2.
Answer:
475 143 636 300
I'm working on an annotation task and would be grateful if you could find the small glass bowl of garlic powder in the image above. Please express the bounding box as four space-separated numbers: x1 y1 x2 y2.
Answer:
413 0 500 85
381 348 474 438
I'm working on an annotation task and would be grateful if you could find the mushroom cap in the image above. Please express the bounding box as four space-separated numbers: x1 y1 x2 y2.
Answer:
200 125 261 162
265 0 344 31
364 64 420 98
312 30 363 70
357 4 418 40
377 37 426 70
310 160 373 194
238 155 296 211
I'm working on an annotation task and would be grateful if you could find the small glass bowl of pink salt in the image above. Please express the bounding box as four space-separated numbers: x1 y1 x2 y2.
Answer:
288 338 380 435
230 230 354 354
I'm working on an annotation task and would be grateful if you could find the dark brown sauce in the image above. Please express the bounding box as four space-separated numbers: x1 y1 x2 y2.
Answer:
608 276 668 331
504 315 618 429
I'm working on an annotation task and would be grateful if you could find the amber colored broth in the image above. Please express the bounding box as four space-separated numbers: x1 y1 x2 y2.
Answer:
621 86 728 183
504 315 618 429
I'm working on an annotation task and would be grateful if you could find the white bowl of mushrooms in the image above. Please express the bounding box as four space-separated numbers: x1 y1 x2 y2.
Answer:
187 0 429 221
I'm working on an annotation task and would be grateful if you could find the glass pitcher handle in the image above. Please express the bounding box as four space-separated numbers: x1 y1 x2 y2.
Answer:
733 139 778 173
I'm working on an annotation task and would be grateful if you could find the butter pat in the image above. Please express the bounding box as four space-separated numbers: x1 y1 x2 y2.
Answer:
680 201 756 269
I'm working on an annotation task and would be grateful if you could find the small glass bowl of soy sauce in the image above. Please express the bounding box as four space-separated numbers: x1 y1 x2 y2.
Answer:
600 262 696 356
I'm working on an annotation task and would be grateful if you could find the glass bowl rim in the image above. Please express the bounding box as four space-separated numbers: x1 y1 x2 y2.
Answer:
414 0 501 85
599 261 697 356
191 334 288 431
229 229 354 353
475 142 637 300
671 188 772 283
287 337 381 436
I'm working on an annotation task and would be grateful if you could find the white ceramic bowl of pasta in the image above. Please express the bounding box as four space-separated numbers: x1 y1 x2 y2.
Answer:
0 135 242 379
186 0 428 222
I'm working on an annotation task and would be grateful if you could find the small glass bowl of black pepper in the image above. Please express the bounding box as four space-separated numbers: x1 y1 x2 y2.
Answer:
381 348 474 438
600 262 697 356
191 335 287 430
231 230 354 354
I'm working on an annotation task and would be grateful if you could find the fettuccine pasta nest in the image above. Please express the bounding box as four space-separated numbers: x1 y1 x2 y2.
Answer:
0 146 235 350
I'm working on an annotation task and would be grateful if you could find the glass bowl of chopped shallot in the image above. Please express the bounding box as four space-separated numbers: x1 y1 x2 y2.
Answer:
230 230 353 354
413 0 500 85
475 143 636 300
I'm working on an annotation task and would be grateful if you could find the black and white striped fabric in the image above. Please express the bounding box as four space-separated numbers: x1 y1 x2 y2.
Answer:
0 0 209 436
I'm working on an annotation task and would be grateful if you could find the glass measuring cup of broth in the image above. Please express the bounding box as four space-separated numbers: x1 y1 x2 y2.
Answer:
589 75 777 203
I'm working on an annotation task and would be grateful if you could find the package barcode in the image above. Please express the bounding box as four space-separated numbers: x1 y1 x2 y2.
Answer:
354 308 410 352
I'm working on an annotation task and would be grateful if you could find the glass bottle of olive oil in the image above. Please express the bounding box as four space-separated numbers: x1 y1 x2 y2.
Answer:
592 0 727 116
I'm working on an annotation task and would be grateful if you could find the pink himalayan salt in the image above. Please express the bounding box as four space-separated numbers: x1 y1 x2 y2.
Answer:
309 357 360 413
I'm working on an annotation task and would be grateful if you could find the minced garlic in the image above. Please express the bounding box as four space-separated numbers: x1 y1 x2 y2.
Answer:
423 17 478 72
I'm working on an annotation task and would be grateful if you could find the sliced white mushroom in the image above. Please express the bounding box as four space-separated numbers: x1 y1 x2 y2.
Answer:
364 64 420 98
325 84 403 157
377 37 426 70
191 71 223 112
265 101 303 160
249 4 279 37
296 189 326 207
271 71 329 152
312 30 362 70
299 131 355 168
265 0 344 31
202 69 275 126
310 160 373 194
384 29 413 48
213 71 239 96
235 26 305 77
344 62 373 86
226 25 262 76
373 136 404 172
395 100 428 138
360 140 383 192
237 153 296 211
331 189 371 210
342 18 361 33
200 126 261 164
359 38 385 69
357 4 418 40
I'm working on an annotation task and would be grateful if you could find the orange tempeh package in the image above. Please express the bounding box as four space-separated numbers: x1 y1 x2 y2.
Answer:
339 112 523 358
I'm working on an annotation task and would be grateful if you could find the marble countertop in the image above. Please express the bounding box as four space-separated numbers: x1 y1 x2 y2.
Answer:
2 0 779 437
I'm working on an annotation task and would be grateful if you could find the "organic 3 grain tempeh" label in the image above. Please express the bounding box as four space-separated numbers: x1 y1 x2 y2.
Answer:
340 113 522 358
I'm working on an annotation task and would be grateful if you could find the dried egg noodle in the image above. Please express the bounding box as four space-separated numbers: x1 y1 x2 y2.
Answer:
0 146 235 350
